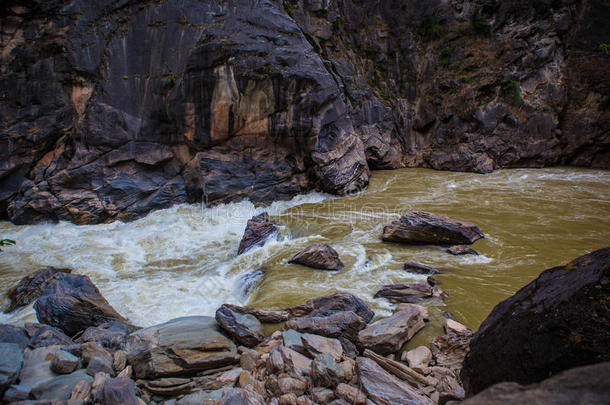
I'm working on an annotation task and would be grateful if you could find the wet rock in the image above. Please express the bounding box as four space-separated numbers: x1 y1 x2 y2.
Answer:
103 377 138 405
239 347 260 372
359 307 426 355
0 324 29 350
25 322 75 348
302 333 343 361
215 304 265 347
30 369 93 401
125 316 239 379
282 329 307 354
444 318 469 334
217 367 243 386
78 321 135 350
335 383 366 405
288 293 374 323
364 349 432 389
0 343 23 395
447 245 479 255
382 212 484 245
462 248 610 395
266 347 286 374
403 262 441 275
403 346 432 373
237 213 278 255
288 244 344 270
374 283 434 303
311 353 345 388
224 303 290 323
285 311 367 343
461 362 610 405
5 266 72 312
87 355 115 377
33 273 130 337
356 357 434 405
51 350 80 374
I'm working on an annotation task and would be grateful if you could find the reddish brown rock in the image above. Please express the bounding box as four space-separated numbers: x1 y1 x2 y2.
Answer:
5 267 72 313
237 213 278 255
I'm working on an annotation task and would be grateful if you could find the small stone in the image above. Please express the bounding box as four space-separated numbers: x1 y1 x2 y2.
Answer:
266 347 285 374
103 376 139 405
70 379 92 401
302 333 343 361
239 347 260 372
311 353 345 388
403 346 433 372
278 377 307 395
358 307 426 355
403 262 441 275
118 365 133 378
297 395 315 405
81 342 113 365
239 370 253 387
51 350 80 374
446 245 479 255
217 367 243 386
91 372 110 403
0 342 23 392
279 393 299 405
393 303 430 320
339 359 355 382
87 355 115 377
445 319 469 334
335 383 366 405
215 305 265 347
312 386 335 403
113 350 127 372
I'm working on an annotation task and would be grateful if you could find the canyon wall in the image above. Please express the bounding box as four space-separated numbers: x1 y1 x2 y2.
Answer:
1 0 608 224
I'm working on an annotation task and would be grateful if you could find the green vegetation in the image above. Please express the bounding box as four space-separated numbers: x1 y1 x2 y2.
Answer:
419 13 444 39
283 1 295 18
0 239 16 252
599 43 609 54
439 47 452 67
501 79 522 106
471 10 492 35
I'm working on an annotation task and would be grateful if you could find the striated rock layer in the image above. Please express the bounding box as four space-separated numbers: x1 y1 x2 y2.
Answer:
1 0 609 224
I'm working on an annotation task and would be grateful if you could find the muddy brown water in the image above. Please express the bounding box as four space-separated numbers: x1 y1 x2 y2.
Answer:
1 167 609 347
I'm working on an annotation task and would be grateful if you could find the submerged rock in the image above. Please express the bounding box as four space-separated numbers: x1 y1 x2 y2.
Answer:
5 266 72 312
125 316 239 379
358 306 427 355
33 273 129 337
288 243 344 270
447 245 479 255
382 212 484 245
374 283 434 303
237 213 278 255
461 362 610 405
403 262 441 275
215 304 265 347
462 247 610 395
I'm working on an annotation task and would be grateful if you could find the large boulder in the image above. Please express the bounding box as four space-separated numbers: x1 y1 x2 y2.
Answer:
288 243 344 270
358 306 426 355
462 248 610 395
403 262 441 275
5 266 72 312
215 304 264 347
461 362 610 405
33 273 129 337
288 293 374 323
237 213 278 255
382 212 484 245
374 283 433 303
125 316 239 379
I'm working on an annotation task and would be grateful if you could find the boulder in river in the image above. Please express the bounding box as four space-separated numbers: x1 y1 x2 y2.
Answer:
403 262 441 275
461 247 610 395
358 306 427 355
215 304 265 347
288 292 374 323
5 266 72 312
374 282 434 303
288 243 344 270
461 362 610 405
382 212 484 245
125 316 239 379
447 245 479 255
33 273 130 337
285 311 366 344
237 213 278 255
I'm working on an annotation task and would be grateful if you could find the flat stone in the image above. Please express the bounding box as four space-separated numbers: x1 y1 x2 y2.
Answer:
18 346 57 388
125 316 239 379
358 308 426 355
77 321 135 350
445 319 469 334
215 304 264 347
279 346 312 376
382 212 484 245
103 377 139 405
288 244 344 270
285 311 366 343
219 385 265 404
374 282 434 303
224 304 290 323
3 384 31 401
51 349 80 374
301 333 343 361
278 377 307 395
312 386 335 403
0 343 24 393
25 323 75 348
0 324 29 350
217 367 243 386
31 369 93 401
282 329 306 354
393 303 430 320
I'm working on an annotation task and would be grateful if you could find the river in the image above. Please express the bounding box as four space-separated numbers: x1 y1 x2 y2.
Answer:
1 167 609 346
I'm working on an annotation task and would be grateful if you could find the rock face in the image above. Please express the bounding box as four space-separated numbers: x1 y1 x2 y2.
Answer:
382 212 484 245
125 316 239 379
461 247 610 395
5 266 72 312
33 273 129 337
461 362 610 405
1 0 608 225
215 304 265 347
358 307 426 355
288 243 344 270
237 213 278 255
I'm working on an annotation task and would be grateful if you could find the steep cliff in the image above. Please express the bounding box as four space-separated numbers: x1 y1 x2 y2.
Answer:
1 0 608 224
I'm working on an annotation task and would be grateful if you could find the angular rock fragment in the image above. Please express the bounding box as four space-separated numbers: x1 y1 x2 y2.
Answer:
216 304 265 347
288 243 344 270
51 350 80 374
374 282 434 303
359 307 426 355
103 377 139 405
447 245 479 255
5 266 72 312
288 293 374 322
382 212 484 245
285 311 366 343
0 343 23 395
311 353 345 387
237 213 278 255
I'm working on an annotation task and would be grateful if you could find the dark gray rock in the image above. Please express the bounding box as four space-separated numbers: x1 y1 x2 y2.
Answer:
0 343 24 395
462 248 610 395
51 350 80 374
288 293 374 323
0 324 29 350
382 212 484 245
215 304 265 347
77 321 135 350
285 311 367 344
125 316 239 379
25 322 75 348
219 386 265 405
403 262 441 275
288 244 344 270
2 384 31 402
5 267 72 312
311 353 345 388
374 282 434 303
447 245 479 255
33 273 130 337
102 377 138 405
87 356 115 377
461 362 610 405
30 369 93 401
237 213 278 255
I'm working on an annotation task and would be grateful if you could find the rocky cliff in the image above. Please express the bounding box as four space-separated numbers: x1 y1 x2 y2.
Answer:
1 0 609 224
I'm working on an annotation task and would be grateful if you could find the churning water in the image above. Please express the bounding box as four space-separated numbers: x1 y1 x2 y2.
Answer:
1 167 609 346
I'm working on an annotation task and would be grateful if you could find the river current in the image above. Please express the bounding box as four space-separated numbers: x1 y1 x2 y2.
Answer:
1 167 609 346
